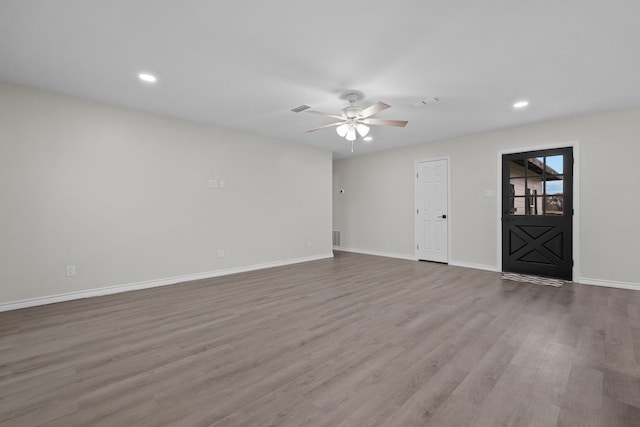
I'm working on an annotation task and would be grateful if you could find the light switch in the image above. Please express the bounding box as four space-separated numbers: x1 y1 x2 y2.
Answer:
66 265 76 277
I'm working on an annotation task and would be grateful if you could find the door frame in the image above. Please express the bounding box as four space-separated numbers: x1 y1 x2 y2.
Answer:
496 141 581 280
415 156 452 263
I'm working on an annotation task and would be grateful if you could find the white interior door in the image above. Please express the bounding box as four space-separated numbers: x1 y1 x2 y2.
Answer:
416 159 448 262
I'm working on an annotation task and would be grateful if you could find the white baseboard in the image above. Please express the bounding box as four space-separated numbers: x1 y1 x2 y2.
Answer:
334 247 418 261
333 250 640 292
0 253 334 312
577 277 640 291
335 248 502 270
449 260 500 272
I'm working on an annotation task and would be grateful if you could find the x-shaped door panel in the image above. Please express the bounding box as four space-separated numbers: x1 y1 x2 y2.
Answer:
508 225 565 266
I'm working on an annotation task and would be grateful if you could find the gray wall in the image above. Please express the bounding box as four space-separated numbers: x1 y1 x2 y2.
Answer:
334 108 640 287
0 83 333 305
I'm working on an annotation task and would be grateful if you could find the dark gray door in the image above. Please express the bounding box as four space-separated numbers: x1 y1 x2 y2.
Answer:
502 147 573 280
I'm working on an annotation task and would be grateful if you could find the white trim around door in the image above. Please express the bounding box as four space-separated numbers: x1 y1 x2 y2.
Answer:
415 156 451 263
496 141 581 281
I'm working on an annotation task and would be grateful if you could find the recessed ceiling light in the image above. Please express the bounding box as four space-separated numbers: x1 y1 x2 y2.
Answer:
138 73 157 83
513 100 529 109
363 136 373 141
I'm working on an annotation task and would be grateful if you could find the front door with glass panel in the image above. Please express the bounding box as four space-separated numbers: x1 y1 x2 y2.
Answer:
502 147 573 280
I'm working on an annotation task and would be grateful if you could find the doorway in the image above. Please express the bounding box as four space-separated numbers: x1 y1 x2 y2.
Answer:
502 147 573 280
416 158 449 263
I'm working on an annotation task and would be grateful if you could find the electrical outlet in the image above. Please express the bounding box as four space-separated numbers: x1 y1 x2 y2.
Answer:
66 265 76 277
307 240 312 247
217 249 225 257
208 179 218 189
219 180 225 189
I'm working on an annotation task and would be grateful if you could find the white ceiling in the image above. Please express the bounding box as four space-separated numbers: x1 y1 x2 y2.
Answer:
1 0 640 158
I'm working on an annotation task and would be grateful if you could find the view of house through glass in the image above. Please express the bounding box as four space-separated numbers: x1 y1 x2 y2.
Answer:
508 155 564 215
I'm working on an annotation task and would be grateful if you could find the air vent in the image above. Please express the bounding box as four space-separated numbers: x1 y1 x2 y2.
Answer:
291 105 311 113
411 97 439 108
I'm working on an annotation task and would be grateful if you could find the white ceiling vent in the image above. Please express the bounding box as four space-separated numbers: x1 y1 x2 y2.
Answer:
411 97 439 108
291 105 311 113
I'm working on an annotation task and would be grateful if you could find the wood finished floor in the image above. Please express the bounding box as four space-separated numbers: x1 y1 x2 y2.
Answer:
1 251 640 426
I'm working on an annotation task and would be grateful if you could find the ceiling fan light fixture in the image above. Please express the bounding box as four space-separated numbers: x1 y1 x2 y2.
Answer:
304 90 409 152
346 127 357 141
356 123 370 137
336 123 349 137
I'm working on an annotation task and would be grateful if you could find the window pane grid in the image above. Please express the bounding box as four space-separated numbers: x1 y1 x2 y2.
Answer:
507 155 565 216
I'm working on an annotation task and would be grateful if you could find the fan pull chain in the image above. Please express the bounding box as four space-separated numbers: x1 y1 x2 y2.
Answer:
351 140 354 153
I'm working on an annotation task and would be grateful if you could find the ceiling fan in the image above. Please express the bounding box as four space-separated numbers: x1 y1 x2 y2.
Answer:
301 90 408 150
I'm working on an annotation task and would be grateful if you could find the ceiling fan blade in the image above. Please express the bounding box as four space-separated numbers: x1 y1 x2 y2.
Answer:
362 118 408 127
358 102 390 118
305 122 345 133
305 110 344 120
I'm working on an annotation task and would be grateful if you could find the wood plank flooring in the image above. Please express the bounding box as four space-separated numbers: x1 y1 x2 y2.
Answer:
1 250 640 426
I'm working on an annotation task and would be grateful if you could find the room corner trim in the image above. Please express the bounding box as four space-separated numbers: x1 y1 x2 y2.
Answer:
0 253 335 312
